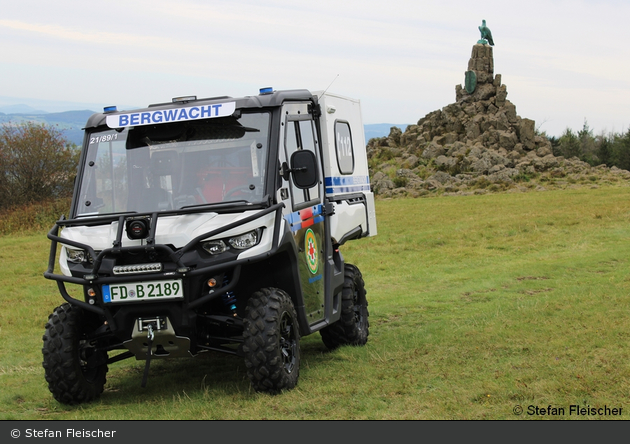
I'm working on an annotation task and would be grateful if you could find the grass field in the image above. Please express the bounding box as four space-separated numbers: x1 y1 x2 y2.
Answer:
1 185 630 420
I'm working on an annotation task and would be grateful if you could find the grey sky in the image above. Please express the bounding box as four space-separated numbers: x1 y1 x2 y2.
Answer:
1 0 628 137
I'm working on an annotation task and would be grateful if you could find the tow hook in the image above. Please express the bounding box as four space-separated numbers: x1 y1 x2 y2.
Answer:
141 323 155 388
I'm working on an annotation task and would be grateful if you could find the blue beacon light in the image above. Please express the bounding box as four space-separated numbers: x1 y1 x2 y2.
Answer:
103 106 117 113
259 87 273 95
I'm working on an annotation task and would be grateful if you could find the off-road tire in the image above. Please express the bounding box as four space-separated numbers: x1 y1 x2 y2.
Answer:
42 303 108 405
241 288 300 393
320 264 369 350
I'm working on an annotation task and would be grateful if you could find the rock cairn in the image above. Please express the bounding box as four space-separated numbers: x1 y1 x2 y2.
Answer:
368 44 630 197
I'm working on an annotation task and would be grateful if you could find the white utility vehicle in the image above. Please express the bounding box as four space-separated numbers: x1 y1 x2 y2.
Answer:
43 88 377 404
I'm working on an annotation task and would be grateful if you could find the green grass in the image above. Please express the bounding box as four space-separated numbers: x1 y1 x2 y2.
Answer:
2 186 630 419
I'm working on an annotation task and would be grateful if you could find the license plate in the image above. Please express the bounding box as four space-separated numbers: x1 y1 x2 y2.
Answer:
102 280 183 304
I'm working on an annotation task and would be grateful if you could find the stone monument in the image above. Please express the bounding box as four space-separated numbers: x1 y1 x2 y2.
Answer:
462 20 497 96
365 21 629 198
457 44 504 104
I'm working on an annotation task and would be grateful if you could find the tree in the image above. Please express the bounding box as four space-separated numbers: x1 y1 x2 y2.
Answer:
557 128 581 160
554 121 601 165
577 120 598 165
596 133 613 167
611 129 630 171
0 122 80 209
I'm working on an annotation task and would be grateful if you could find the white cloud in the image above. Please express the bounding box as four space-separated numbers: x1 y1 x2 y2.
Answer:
1 0 629 136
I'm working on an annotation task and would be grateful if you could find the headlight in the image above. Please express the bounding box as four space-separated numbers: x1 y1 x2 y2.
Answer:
66 248 87 264
202 229 263 255
228 229 262 250
202 240 228 255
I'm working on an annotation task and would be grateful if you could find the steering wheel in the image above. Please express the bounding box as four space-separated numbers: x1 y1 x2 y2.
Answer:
224 185 255 200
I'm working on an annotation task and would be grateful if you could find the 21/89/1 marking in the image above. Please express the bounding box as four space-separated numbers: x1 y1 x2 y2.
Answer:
102 280 183 303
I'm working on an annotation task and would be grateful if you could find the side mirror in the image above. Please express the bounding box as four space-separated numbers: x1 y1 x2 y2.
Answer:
289 150 318 189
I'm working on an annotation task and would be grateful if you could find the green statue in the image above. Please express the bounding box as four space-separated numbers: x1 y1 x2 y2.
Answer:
465 71 477 94
478 19 494 46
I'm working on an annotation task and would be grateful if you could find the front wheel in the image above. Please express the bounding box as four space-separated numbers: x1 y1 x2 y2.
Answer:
42 303 108 405
320 264 369 350
241 288 300 393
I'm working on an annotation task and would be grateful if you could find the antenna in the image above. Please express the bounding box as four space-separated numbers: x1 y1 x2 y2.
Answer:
319 74 339 98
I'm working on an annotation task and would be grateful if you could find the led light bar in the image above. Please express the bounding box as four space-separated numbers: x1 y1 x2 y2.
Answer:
113 263 163 275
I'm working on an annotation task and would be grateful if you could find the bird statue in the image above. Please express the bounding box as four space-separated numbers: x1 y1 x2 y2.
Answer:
478 19 494 46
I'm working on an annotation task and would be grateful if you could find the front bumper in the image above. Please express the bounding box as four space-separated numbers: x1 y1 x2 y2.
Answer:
44 203 285 321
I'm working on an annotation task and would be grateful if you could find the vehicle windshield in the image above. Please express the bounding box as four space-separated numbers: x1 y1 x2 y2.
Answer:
75 111 270 216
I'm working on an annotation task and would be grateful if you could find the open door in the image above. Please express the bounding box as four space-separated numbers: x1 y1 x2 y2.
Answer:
281 113 326 325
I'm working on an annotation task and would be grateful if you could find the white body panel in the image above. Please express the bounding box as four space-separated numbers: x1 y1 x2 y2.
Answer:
58 210 279 276
313 91 377 241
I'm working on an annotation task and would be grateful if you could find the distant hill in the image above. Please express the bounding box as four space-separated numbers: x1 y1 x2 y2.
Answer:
0 110 95 146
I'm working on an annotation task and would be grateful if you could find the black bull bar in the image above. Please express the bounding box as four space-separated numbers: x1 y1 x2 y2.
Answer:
44 203 285 317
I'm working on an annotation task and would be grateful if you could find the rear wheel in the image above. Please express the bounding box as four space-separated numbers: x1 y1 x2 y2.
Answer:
42 303 108 405
320 264 369 350
241 288 300 393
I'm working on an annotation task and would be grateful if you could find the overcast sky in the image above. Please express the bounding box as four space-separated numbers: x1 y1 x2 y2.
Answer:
1 0 629 137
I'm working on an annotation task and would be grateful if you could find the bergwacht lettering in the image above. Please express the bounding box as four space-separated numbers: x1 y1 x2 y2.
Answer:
106 102 236 128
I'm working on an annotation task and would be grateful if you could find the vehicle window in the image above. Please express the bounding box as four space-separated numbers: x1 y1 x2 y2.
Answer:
75 112 270 216
284 119 320 207
335 121 354 174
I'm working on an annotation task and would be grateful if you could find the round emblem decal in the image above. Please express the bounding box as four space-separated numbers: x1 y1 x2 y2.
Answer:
304 228 319 274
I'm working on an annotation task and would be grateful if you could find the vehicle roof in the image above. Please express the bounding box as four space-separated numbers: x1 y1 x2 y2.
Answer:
84 89 317 129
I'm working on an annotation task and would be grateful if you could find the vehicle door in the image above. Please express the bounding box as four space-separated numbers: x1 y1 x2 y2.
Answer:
278 104 326 325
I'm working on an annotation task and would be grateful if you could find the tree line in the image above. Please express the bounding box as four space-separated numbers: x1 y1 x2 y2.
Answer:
549 121 630 170
0 122 79 210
